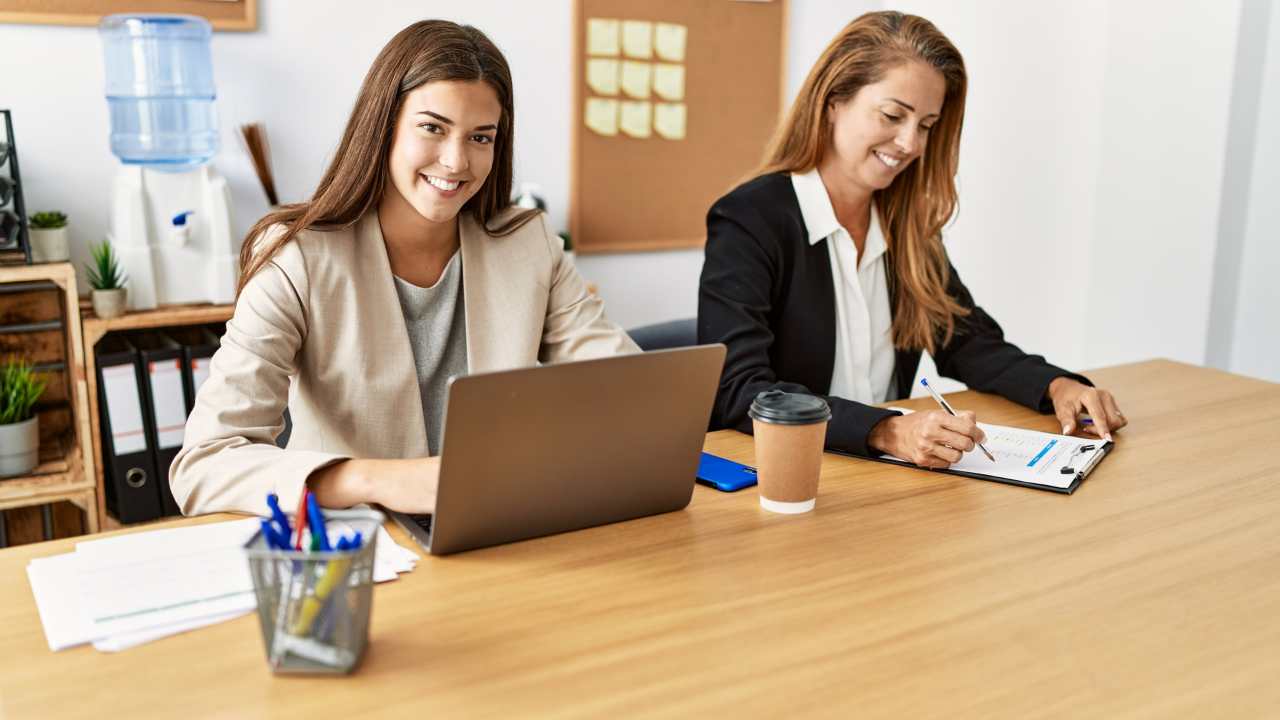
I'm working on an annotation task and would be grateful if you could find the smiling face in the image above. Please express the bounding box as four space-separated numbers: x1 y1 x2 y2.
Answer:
819 60 946 196
384 80 502 226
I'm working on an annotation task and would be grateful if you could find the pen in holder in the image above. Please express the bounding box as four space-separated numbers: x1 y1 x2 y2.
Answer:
244 507 383 674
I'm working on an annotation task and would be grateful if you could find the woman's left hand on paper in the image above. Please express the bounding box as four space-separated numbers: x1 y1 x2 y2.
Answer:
1048 377 1127 441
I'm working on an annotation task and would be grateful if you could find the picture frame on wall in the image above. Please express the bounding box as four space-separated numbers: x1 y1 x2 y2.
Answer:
0 0 257 31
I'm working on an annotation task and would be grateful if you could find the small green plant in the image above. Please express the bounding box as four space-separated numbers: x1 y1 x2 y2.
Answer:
29 211 67 230
0 356 46 425
86 240 128 290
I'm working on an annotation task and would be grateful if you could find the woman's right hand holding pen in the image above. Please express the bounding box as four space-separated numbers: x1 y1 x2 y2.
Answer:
868 410 987 469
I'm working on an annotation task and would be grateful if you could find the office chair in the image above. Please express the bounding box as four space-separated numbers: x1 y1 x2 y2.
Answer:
627 318 698 351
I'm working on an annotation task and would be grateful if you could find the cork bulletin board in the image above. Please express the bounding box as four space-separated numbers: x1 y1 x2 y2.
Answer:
0 0 257 31
571 0 787 253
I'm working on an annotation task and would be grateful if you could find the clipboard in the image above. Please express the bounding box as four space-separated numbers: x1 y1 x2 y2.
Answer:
835 424 1115 494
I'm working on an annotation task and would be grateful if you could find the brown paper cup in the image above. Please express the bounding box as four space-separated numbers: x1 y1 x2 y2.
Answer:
752 418 827 514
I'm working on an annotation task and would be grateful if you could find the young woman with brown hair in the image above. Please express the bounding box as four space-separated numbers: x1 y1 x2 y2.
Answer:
172 21 636 515
698 11 1126 469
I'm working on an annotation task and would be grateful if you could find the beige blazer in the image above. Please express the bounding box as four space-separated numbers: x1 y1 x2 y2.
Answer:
171 209 638 515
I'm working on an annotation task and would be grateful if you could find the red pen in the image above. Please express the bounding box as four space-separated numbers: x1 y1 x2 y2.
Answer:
294 488 309 550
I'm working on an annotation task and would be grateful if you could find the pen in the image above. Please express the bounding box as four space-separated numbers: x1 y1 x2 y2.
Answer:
290 534 358 636
259 518 286 550
266 493 292 540
307 492 332 552
294 489 309 550
919 378 996 463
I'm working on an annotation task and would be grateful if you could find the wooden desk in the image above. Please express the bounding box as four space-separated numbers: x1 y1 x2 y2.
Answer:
1 360 1277 718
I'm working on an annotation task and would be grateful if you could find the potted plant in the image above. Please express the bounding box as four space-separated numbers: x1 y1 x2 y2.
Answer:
86 239 129 319
0 356 47 477
28 211 70 263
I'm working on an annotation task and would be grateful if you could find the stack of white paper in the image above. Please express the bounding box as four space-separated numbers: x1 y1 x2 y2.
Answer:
26 517 419 653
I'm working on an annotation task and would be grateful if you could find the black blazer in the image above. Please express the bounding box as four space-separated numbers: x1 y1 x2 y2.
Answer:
697 172 1089 456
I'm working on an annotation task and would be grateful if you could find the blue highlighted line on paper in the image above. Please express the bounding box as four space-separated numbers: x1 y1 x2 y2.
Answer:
1027 439 1058 467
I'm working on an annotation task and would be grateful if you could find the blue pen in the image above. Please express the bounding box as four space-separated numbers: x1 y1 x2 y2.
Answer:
306 493 332 551
266 493 292 539
259 518 287 550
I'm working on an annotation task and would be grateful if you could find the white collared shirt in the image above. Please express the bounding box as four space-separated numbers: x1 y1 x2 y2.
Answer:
791 169 895 404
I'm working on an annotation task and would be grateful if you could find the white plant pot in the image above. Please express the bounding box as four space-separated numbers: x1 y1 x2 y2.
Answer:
92 287 128 319
0 416 39 477
29 226 70 263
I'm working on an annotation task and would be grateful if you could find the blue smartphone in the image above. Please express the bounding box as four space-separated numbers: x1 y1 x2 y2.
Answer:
696 452 758 492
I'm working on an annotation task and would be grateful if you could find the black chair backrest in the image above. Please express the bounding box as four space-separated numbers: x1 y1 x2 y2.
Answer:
627 318 697 351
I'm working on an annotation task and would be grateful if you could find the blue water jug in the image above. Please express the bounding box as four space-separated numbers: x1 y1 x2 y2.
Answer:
99 14 218 169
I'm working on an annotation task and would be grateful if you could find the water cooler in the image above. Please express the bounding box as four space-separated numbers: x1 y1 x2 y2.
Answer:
99 14 238 309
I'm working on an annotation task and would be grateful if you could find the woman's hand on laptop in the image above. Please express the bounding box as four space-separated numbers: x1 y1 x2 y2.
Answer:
308 457 440 514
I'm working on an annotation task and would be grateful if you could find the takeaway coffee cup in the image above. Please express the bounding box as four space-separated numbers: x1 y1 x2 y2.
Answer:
749 390 832 514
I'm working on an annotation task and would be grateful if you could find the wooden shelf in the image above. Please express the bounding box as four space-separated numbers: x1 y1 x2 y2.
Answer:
0 437 94 514
0 262 74 285
0 262 98 533
82 302 234 348
81 302 234 530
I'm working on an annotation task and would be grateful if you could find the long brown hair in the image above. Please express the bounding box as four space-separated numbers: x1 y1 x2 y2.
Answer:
237 20 537 295
757 11 968 354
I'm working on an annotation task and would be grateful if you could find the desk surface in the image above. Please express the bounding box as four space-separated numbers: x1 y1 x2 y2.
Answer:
1 360 1277 718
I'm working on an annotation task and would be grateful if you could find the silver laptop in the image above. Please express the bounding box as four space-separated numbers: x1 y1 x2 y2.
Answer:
390 344 726 555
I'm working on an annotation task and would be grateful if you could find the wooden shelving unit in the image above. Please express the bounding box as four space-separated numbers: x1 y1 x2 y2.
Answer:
0 263 98 534
82 302 233 531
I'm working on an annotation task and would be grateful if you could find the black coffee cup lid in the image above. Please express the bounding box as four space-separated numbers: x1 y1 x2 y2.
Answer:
748 390 831 425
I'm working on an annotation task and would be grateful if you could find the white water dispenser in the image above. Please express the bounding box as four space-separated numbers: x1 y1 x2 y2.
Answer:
99 14 237 309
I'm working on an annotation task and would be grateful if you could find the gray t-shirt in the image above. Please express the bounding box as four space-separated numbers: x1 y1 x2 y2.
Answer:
392 252 468 456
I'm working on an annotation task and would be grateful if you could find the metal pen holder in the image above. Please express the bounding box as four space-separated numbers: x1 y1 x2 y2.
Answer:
243 508 383 674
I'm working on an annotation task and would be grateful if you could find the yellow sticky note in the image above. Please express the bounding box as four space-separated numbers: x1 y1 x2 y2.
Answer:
653 63 684 101
587 58 619 96
654 103 686 140
621 20 653 59
654 23 687 62
585 98 618 136
587 18 620 56
619 101 651 138
620 61 651 99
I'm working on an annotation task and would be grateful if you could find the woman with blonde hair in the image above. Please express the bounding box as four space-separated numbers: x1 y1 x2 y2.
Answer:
172 20 636 515
698 11 1125 468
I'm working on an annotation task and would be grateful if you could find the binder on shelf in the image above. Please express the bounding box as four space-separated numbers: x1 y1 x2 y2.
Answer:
128 331 188 517
162 325 221 414
95 334 164 523
164 323 293 449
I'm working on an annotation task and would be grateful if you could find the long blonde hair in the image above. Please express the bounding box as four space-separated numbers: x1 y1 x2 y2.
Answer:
236 20 538 296
757 11 968 354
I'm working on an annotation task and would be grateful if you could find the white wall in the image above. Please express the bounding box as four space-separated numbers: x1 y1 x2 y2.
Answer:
1085 1 1244 369
1 1 1276 382
896 0 1250 380
1207 0 1269 374
1229 0 1280 382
